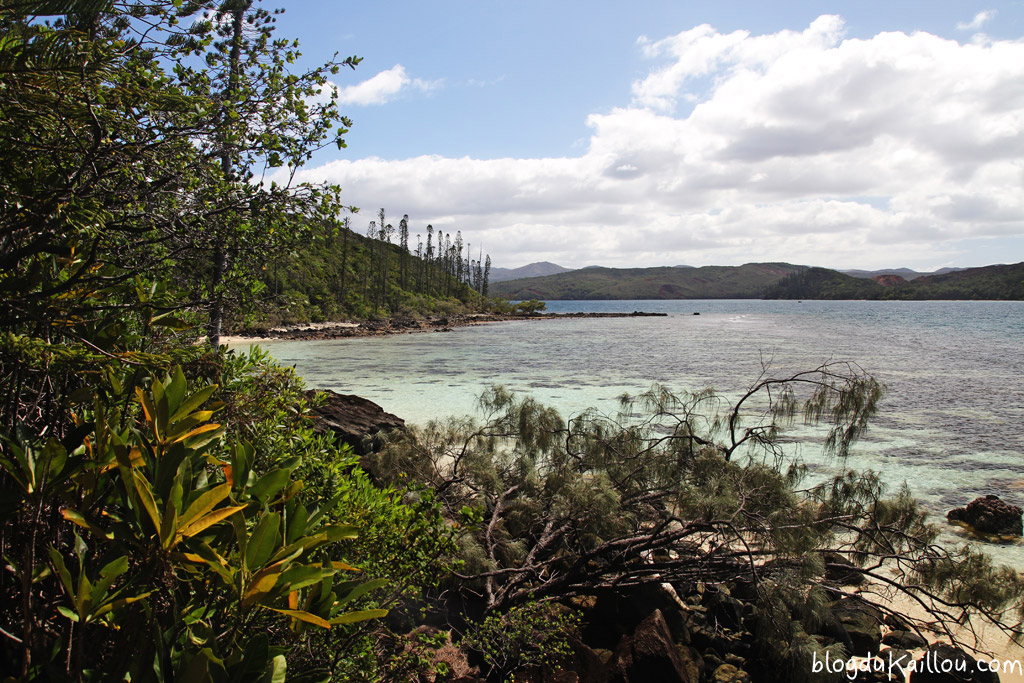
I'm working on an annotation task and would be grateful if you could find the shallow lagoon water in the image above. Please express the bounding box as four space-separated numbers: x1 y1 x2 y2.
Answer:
238 299 1024 564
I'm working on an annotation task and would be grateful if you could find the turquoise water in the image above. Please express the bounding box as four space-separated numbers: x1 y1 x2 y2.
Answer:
236 300 1024 563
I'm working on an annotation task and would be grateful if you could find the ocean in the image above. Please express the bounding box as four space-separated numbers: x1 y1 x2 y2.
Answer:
237 299 1024 564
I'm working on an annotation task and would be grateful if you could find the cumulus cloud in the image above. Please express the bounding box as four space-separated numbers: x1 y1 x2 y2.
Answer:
326 65 440 106
287 17 1024 270
957 10 996 31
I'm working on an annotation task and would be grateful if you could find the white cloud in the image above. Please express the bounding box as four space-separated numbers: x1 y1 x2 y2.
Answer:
286 17 1024 270
957 10 996 31
326 65 440 106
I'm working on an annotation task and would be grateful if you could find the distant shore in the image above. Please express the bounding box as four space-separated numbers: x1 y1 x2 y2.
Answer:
224 310 668 344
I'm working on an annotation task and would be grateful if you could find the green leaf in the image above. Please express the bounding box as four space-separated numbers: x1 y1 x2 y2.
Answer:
48 548 74 599
335 577 387 609
132 470 162 535
277 565 329 593
329 609 388 625
92 556 128 602
324 524 358 542
61 508 113 541
160 492 179 549
168 385 219 426
179 483 231 530
245 512 282 570
285 501 308 545
166 366 187 415
262 654 287 683
248 468 291 502
56 605 80 622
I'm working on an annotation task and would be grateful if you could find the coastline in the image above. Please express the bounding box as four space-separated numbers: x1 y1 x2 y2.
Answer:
223 310 668 344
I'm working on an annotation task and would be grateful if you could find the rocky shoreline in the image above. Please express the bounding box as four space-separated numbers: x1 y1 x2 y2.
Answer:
308 391 1024 683
234 311 668 342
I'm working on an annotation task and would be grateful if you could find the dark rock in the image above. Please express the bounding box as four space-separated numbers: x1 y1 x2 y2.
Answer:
566 636 611 683
884 612 911 632
611 610 698 683
882 630 929 650
702 590 745 631
909 643 999 682
831 600 882 657
947 495 1023 537
580 585 684 650
306 389 405 455
690 626 733 658
824 552 867 586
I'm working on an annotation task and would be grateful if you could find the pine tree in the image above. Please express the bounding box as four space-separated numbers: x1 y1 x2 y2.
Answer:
425 224 435 295
483 254 491 297
338 216 351 308
399 214 410 291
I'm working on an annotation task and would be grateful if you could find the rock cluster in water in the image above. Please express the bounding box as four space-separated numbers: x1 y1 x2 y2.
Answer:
947 494 1023 537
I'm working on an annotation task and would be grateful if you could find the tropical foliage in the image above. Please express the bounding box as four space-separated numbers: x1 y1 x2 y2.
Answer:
0 1 446 680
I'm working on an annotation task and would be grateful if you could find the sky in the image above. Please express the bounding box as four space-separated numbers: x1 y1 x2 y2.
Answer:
266 1 1024 271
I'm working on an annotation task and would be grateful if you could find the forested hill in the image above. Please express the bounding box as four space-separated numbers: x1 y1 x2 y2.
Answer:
250 214 492 326
763 262 1024 300
489 263 806 299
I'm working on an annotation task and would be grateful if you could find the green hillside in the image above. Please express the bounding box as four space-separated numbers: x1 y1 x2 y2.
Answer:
887 262 1024 299
762 267 884 299
246 215 492 326
490 263 805 300
763 262 1024 300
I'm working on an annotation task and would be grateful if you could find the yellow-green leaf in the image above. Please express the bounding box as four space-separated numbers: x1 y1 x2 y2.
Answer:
177 505 245 540
267 607 331 629
178 484 231 530
330 609 388 625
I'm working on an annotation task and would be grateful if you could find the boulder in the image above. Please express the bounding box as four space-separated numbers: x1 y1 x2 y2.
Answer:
306 389 405 454
947 495 1023 537
909 643 1000 683
611 610 698 683
566 636 612 683
580 585 684 649
882 630 929 650
830 600 883 657
702 590 745 631
824 552 867 586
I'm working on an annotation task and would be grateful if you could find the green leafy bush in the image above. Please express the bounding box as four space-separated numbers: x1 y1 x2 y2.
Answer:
1 367 386 681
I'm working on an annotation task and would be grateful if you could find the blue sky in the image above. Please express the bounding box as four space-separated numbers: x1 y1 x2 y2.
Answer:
268 1 1024 271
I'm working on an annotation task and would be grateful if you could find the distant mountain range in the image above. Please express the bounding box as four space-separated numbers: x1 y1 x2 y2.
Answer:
488 261 573 283
490 263 805 299
840 267 965 281
488 261 1024 300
